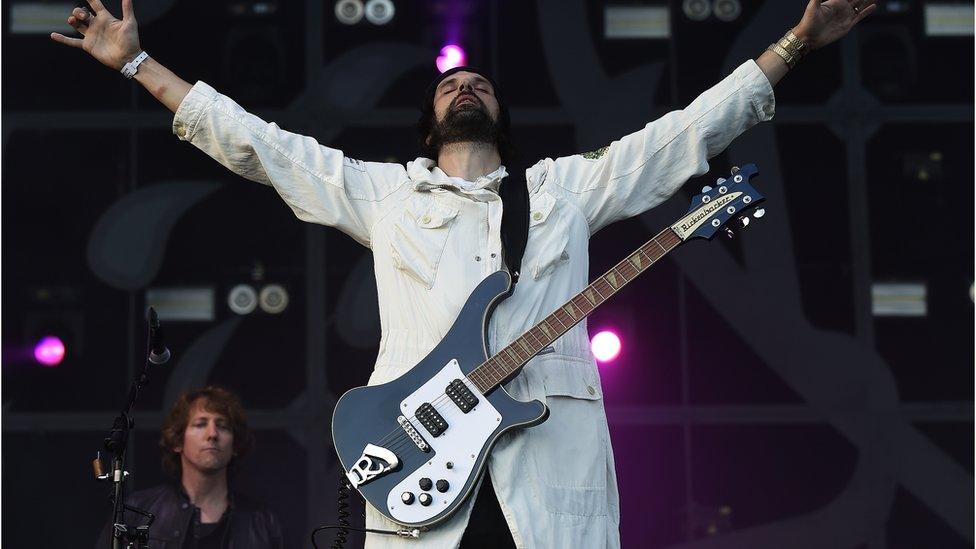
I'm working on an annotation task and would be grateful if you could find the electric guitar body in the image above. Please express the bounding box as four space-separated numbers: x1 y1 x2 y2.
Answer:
332 270 548 529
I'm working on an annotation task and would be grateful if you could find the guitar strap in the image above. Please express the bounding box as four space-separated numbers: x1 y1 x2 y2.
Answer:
498 169 529 288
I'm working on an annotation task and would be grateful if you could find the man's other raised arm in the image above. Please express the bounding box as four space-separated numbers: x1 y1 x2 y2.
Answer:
542 0 876 234
51 0 191 112
52 0 403 247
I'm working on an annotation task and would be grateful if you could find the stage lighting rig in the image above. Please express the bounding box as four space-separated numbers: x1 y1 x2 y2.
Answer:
713 0 741 22
335 0 365 25
682 0 711 21
365 0 395 25
228 284 259 315
258 284 290 314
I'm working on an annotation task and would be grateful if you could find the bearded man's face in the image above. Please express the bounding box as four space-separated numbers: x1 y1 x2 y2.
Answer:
428 71 501 152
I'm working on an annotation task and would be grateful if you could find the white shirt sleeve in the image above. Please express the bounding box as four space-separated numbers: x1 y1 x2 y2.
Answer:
543 59 775 234
172 81 405 247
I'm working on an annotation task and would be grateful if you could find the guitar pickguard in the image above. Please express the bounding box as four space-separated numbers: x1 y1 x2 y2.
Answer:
386 360 500 524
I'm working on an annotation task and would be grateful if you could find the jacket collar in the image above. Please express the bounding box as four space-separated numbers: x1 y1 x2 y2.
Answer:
172 480 237 510
407 157 507 195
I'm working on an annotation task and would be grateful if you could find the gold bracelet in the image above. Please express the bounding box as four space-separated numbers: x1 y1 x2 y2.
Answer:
766 30 808 69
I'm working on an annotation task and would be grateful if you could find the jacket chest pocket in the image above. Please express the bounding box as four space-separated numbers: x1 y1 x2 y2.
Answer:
390 199 459 289
528 192 570 281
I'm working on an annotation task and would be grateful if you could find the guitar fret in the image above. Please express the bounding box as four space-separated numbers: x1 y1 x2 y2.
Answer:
573 294 593 316
550 313 568 330
592 281 608 300
583 287 599 306
529 325 552 350
475 228 682 394
503 346 520 365
652 237 668 254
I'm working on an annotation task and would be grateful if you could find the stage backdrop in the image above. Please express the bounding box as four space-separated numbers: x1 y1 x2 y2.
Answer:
3 1 973 548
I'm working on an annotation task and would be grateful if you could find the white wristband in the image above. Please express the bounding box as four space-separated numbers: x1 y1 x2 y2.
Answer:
121 51 149 79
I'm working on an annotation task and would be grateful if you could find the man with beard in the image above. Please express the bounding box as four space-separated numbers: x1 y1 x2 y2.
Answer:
55 1 874 547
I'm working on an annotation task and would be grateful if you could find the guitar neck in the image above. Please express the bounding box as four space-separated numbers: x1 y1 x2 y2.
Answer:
469 227 683 394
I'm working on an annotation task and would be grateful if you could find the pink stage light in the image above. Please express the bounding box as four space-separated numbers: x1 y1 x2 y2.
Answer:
436 44 466 73
591 331 621 363
34 336 65 367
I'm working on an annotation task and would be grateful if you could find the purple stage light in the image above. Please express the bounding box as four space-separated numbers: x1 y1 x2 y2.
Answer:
34 336 65 367
436 44 466 73
591 331 621 363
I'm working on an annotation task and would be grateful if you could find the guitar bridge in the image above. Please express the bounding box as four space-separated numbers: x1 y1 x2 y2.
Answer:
346 444 399 488
398 415 431 452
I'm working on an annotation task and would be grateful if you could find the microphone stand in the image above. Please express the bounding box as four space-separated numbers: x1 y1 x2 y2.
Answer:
95 309 164 549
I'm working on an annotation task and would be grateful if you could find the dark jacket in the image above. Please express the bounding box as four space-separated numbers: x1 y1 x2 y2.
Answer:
95 483 283 549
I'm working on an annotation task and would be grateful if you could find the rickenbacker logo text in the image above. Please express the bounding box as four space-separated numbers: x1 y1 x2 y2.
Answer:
671 192 740 240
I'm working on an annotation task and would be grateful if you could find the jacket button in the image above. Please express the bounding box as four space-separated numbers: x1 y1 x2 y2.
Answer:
421 215 431 224
532 212 543 221
490 253 496 258
475 256 481 261
587 386 596 396
174 124 186 138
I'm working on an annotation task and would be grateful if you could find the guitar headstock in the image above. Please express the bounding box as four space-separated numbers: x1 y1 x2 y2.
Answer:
670 164 767 241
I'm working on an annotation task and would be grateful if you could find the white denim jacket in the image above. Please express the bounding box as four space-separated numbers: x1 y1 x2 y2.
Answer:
173 60 774 549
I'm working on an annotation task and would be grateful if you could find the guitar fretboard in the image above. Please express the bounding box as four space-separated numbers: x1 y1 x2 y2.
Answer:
467 227 682 394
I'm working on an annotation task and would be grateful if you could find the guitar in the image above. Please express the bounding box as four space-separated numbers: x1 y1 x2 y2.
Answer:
332 164 767 529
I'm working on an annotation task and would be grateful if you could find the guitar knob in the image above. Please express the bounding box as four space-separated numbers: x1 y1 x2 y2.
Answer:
401 492 415 505
419 477 433 491
436 479 450 493
418 493 433 506
701 185 713 193
753 208 766 219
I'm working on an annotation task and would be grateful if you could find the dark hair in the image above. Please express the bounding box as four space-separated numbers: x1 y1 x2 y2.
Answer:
159 386 255 478
416 67 517 166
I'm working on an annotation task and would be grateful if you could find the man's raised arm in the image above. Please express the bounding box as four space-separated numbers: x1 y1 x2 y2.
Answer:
50 0 190 113
50 0 405 248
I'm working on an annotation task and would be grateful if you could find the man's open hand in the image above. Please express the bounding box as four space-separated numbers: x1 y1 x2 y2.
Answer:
794 0 877 50
50 0 142 70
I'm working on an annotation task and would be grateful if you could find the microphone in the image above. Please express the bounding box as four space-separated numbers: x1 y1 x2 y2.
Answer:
147 307 171 365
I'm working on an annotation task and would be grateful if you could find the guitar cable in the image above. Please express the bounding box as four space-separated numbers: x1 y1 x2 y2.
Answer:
310 469 422 548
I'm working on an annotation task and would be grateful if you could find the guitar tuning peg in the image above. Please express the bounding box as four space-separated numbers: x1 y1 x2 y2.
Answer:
753 208 766 219
715 177 727 185
730 166 740 174
738 216 750 228
725 227 735 239
701 185 713 193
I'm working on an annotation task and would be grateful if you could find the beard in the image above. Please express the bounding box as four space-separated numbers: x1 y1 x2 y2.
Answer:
428 97 501 153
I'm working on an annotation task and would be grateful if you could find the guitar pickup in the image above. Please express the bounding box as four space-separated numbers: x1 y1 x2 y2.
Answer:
397 415 431 452
446 379 479 413
416 402 448 437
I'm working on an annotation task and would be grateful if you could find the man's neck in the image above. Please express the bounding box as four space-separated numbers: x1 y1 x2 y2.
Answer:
181 467 229 517
436 142 502 182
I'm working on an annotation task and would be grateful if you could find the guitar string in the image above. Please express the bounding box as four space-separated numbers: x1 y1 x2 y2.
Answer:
360 231 682 460
362 232 682 459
